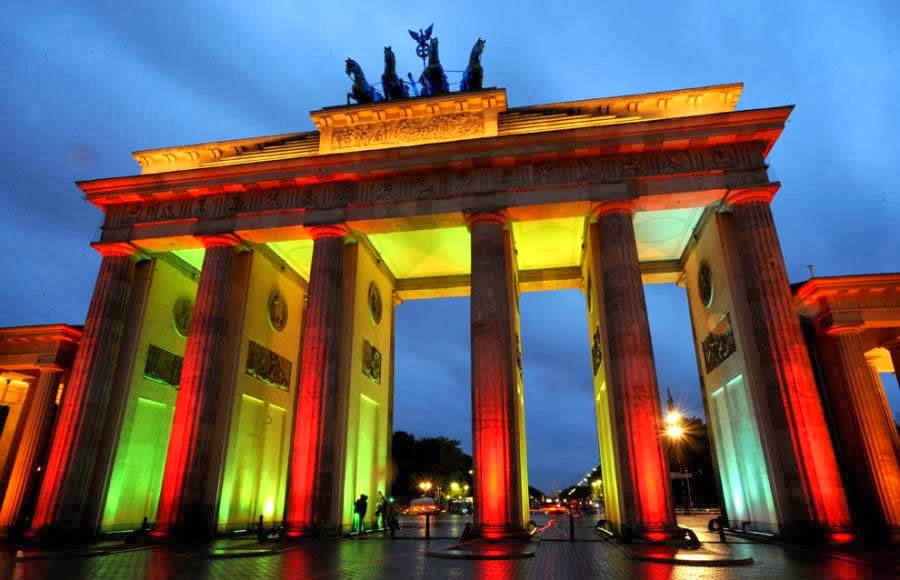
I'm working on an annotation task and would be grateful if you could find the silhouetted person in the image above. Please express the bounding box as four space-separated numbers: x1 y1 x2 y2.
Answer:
354 494 369 533
375 491 387 529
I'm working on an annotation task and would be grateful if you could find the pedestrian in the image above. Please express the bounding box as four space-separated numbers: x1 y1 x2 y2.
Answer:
353 494 369 533
375 491 387 529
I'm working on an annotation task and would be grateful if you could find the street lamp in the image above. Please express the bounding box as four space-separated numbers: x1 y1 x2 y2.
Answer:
665 424 684 440
662 402 693 511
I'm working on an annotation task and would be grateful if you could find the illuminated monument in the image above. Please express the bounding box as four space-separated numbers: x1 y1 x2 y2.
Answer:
0 35 897 545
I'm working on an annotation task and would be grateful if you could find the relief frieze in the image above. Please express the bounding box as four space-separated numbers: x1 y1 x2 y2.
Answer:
331 113 484 151
106 142 766 228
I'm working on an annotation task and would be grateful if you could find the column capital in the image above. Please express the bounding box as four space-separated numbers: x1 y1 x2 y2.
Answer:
882 337 900 352
35 364 65 374
464 210 509 230
197 233 243 249
308 223 350 240
590 200 635 219
825 322 865 337
724 185 779 208
391 291 403 307
90 242 140 258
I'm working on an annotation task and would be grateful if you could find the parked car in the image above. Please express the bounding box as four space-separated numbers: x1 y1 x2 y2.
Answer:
404 497 439 515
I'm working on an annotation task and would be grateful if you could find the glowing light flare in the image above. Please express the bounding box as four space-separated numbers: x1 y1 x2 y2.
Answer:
664 410 682 426
665 425 684 440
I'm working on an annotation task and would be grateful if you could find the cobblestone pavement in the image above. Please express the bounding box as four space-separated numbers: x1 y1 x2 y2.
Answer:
3 514 897 580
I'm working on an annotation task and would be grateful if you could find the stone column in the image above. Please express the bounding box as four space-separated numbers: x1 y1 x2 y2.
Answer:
823 327 900 539
725 187 851 539
865 355 899 467
152 235 242 542
27 243 137 541
590 201 675 540
885 340 900 391
467 211 529 539
285 225 349 537
0 368 61 533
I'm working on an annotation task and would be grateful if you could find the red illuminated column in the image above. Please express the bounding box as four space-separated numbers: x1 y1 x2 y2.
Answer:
822 326 900 539
285 224 349 537
27 243 137 541
152 235 242 542
725 187 851 538
0 367 61 532
590 201 675 540
468 211 529 539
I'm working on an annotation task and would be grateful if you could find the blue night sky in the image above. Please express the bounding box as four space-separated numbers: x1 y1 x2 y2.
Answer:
2 1 898 493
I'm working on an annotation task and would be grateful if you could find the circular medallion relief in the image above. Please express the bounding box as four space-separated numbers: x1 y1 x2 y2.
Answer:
698 261 714 308
267 289 288 331
368 282 383 325
173 297 194 337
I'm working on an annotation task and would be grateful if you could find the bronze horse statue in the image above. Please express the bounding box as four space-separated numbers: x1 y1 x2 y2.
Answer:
460 38 486 92
346 58 383 105
418 37 449 97
381 46 409 101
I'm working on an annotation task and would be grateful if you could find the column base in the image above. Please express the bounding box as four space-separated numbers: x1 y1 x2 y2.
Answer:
469 523 531 541
23 525 99 547
613 523 682 544
284 523 342 540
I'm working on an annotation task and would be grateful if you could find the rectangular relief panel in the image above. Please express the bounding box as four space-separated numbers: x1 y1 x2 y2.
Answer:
101 397 173 531
144 344 183 387
245 340 292 391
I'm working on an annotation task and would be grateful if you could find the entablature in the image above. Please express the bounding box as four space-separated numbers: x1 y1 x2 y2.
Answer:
128 84 746 175
82 105 790 209
794 273 900 330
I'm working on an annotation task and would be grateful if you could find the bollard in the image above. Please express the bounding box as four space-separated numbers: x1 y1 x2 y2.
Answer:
569 509 575 542
425 513 431 539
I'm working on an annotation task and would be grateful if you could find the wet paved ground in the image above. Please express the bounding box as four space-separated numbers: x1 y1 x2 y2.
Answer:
3 514 897 579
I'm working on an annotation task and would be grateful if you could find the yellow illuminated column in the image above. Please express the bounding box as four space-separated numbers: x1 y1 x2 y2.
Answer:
588 201 675 540
0 368 61 532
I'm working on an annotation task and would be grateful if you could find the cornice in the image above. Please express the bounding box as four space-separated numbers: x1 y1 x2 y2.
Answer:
0 324 83 345
78 106 792 208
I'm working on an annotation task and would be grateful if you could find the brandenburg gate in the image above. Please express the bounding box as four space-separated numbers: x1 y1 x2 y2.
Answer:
9 82 899 544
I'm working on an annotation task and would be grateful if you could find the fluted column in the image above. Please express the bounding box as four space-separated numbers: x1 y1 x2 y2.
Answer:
725 187 851 539
823 327 900 538
590 201 675 540
285 225 349 537
885 340 900 391
152 235 242 542
0 368 61 532
27 243 137 541
467 211 529 539
865 353 896 440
